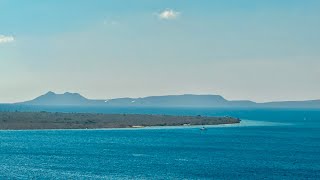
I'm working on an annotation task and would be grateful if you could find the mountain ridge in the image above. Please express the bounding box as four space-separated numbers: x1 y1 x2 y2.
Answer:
16 91 320 108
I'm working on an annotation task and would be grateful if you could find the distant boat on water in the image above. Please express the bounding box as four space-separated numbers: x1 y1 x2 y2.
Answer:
200 126 207 131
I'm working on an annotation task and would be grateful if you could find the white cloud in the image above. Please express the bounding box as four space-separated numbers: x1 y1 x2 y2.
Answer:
158 9 180 20
0 35 15 44
103 19 119 26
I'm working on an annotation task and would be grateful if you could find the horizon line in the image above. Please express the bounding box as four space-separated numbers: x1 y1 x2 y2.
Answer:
2 91 320 104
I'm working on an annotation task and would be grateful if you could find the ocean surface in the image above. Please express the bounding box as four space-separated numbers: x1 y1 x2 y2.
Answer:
0 106 319 179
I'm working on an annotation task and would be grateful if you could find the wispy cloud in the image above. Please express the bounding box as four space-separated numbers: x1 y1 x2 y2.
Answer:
0 35 15 44
158 9 180 20
103 20 119 26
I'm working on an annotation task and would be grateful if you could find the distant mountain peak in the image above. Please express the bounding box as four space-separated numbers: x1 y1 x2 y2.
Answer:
43 91 84 97
45 91 56 95
63 92 83 97
19 91 90 106
16 92 320 108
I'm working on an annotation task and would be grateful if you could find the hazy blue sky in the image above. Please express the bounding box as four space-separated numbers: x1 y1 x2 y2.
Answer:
1 0 320 103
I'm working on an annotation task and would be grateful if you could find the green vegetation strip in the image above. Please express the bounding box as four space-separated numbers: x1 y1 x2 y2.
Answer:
0 112 240 130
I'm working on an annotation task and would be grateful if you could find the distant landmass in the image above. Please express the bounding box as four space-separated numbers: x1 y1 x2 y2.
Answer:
13 91 320 108
0 112 240 130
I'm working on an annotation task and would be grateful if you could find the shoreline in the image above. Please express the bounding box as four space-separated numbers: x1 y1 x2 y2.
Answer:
0 120 293 132
0 111 240 130
0 122 241 132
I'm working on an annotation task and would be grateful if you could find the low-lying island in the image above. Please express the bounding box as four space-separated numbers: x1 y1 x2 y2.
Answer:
0 112 240 130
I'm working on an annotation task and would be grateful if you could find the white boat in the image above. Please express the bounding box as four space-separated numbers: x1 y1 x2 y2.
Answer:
200 126 207 131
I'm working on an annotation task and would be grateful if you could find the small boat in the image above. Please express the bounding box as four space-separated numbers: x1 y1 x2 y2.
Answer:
200 126 207 131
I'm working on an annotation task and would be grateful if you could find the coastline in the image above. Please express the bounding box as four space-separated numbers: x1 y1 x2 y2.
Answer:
0 120 292 132
0 111 240 130
0 122 241 132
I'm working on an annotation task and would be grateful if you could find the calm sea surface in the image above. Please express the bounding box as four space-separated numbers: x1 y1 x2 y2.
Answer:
0 106 319 179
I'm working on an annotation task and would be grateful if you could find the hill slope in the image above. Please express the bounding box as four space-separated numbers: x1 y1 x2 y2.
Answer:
17 91 320 108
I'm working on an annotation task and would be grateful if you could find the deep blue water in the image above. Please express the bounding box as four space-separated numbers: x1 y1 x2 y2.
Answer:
0 106 319 179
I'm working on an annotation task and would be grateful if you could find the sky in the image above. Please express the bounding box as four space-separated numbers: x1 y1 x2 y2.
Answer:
0 0 320 103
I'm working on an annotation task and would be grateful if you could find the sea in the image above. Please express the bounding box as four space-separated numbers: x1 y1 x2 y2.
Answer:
0 105 319 179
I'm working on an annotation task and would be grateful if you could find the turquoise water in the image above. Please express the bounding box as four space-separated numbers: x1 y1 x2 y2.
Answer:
0 107 319 179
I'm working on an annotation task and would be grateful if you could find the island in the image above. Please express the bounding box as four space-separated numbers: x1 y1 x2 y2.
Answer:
0 112 240 130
